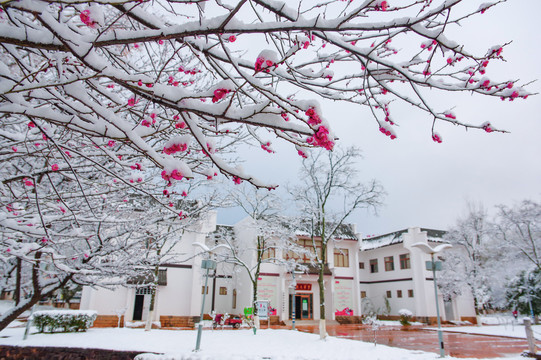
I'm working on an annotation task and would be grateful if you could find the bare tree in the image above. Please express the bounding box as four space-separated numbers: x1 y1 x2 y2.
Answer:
216 186 302 329
291 146 384 339
495 200 541 270
440 202 494 314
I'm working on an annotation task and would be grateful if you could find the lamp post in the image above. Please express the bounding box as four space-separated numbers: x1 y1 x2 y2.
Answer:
192 242 230 352
195 259 216 351
411 242 452 358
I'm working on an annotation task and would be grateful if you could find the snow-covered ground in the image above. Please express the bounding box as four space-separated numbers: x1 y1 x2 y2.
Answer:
1 303 538 360
0 323 539 360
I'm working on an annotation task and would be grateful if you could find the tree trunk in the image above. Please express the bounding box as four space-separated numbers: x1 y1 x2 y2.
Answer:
318 221 327 340
14 258 22 306
252 277 259 330
318 264 327 339
0 294 40 331
144 286 156 331
145 265 160 331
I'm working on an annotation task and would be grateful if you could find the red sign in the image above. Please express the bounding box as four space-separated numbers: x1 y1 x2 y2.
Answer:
296 283 311 291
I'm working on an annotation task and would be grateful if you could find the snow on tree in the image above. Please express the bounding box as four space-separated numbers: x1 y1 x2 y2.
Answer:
439 202 496 313
290 146 384 339
494 200 541 270
506 267 541 317
211 185 303 329
127 193 221 331
0 0 531 190
0 0 531 330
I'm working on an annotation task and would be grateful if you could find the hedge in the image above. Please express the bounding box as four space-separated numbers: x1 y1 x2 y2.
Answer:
31 310 97 333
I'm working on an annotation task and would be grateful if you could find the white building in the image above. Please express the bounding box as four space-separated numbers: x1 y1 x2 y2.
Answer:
359 227 477 324
80 212 218 328
223 217 363 323
80 216 476 327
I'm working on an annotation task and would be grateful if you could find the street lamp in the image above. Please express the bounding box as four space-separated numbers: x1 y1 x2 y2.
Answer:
411 242 452 358
192 242 230 352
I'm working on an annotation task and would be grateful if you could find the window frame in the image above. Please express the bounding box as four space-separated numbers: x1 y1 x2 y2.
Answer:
400 253 411 270
384 256 395 271
285 238 323 262
261 247 276 260
369 259 378 273
334 248 350 268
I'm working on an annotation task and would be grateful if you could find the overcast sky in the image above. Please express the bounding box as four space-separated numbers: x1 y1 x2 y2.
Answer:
216 0 541 236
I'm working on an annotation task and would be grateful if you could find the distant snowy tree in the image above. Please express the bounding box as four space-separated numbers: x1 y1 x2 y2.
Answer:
216 186 302 326
129 193 220 332
506 268 541 317
439 203 495 313
495 200 541 270
291 146 384 338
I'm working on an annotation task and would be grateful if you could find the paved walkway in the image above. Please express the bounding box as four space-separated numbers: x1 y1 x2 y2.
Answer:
268 322 539 358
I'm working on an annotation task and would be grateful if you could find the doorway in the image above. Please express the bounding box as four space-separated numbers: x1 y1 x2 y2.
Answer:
444 299 455 321
133 295 144 321
289 293 313 320
132 287 152 321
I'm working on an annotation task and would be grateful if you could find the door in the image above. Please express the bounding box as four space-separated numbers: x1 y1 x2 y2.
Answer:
133 294 144 321
289 294 313 320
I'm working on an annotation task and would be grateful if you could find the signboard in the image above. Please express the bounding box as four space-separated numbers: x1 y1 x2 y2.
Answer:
255 300 270 319
257 276 279 309
333 279 353 314
296 283 311 291
426 261 442 271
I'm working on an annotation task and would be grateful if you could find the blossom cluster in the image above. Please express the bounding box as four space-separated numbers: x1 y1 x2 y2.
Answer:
213 88 230 103
80 9 99 28
161 169 184 183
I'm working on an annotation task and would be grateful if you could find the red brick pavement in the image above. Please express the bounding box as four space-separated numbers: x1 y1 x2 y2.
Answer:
286 323 539 358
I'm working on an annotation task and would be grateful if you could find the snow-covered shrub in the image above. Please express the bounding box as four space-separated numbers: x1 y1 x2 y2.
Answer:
398 309 413 326
31 310 97 333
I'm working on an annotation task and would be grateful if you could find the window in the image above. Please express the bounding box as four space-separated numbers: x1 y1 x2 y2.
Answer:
361 291 367 298
384 256 394 271
262 247 276 260
219 287 227 295
201 286 208 294
386 290 392 298
408 289 414 298
286 238 323 262
397 290 402 298
232 289 237 309
400 253 411 270
359 262 365 269
369 259 378 273
334 248 349 267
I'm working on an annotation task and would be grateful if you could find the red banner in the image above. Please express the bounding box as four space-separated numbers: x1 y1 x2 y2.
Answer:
296 283 311 291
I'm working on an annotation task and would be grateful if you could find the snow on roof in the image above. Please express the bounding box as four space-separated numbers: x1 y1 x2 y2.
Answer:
295 222 358 240
361 228 446 251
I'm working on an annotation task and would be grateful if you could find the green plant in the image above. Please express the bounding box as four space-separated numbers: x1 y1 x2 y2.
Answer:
398 309 413 326
31 310 97 333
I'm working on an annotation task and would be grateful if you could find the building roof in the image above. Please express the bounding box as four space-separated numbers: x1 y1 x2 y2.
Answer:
296 222 358 241
361 228 446 251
